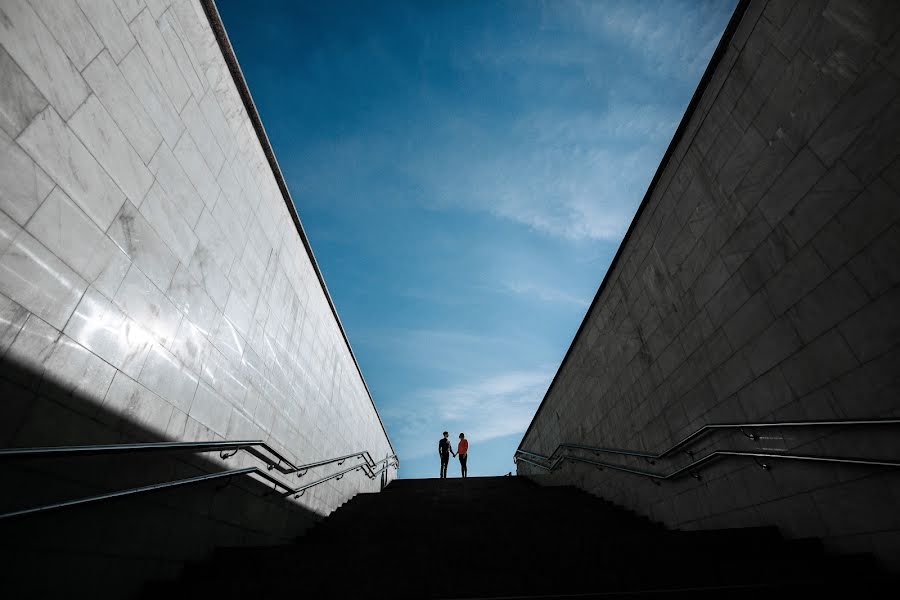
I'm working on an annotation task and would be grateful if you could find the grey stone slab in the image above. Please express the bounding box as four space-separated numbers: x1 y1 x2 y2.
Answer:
158 9 204 101
764 0 793 28
165 406 188 437
26 187 131 298
723 289 775 351
76 0 137 63
785 267 869 344
189 380 231 436
170 0 220 79
842 97 900 185
0 229 87 330
692 255 730 309
113 0 145 22
209 312 245 364
166 263 218 334
829 345 900 418
764 245 831 316
138 182 198 264
737 365 794 419
107 200 179 292
0 45 46 138
228 259 260 313
119 46 184 147
0 209 20 256
692 114 721 159
147 141 204 227
733 43 789 133
781 329 859 397
181 97 224 175
64 287 153 379
144 0 172 20
838 285 900 363
776 64 855 154
809 63 900 167
4 312 59 381
0 127 53 225
846 223 900 297
28 0 103 71
0 291 29 356
114 263 182 347
720 207 772 274
742 314 804 378
0 0 89 119
780 161 863 248
816 1 897 68
103 370 174 438
771 1 823 59
68 95 154 206
187 242 231 310
174 131 219 208
43 331 117 402
738 223 799 293
707 116 743 176
138 343 198 413
732 137 794 212
757 147 826 227
17 107 125 231
226 405 258 440
169 315 212 376
752 50 819 142
813 177 900 270
705 270 752 330
718 125 766 197
130 8 191 111
83 50 162 164
223 291 253 339
217 158 245 212
198 90 234 162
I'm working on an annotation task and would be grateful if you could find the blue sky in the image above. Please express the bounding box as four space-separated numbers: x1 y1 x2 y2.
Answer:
217 0 737 478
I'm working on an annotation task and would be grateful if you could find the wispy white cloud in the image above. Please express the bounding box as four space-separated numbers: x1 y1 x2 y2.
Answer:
387 366 555 459
501 279 589 308
540 0 731 82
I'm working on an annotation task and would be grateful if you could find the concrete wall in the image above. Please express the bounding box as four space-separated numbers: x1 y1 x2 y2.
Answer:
0 0 394 594
518 0 900 567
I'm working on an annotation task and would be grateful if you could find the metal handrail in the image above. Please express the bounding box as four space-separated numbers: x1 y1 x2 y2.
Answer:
515 419 900 479
0 439 399 520
517 450 900 481
0 457 400 520
0 439 388 478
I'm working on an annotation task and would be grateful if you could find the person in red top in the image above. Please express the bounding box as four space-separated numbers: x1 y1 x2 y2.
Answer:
456 433 469 478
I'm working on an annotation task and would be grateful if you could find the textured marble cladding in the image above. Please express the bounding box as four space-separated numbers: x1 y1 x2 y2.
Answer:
0 0 394 516
519 0 900 565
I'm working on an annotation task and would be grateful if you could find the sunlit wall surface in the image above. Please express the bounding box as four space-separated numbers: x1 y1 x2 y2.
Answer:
0 0 393 519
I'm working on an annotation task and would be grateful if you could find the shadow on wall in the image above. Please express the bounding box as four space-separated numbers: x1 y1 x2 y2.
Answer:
0 355 319 599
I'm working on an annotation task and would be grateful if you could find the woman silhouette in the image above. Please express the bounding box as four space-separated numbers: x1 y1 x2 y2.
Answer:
457 433 468 478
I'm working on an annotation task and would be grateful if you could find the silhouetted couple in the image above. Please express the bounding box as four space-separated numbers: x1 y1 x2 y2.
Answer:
438 431 468 478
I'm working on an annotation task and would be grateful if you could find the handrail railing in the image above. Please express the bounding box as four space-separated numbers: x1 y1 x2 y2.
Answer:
0 439 399 520
0 440 385 478
515 418 900 480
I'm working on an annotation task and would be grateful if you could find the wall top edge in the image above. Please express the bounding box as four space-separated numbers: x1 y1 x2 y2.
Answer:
200 0 395 454
516 0 753 451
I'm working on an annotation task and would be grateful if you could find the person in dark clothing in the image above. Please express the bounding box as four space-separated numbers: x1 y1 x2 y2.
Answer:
438 431 452 478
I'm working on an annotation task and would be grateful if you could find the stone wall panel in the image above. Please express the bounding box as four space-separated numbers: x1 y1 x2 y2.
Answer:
519 0 900 569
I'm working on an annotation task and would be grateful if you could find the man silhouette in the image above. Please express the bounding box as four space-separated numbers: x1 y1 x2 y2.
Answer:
438 431 451 478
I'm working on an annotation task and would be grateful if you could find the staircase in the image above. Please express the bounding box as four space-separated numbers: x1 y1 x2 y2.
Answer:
147 476 893 598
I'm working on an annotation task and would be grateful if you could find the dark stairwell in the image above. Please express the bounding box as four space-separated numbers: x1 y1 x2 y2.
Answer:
145 476 895 599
